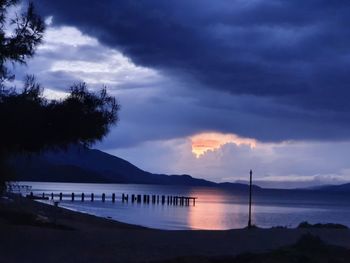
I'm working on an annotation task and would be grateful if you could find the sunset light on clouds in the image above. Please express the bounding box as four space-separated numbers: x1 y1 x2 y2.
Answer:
191 132 257 158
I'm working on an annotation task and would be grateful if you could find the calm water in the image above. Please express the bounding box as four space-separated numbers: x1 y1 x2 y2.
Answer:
18 182 350 230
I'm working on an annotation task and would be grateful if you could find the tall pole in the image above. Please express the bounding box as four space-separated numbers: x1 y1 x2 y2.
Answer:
248 169 252 228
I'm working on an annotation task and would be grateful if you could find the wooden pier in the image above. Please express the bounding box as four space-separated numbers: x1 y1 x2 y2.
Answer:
27 192 197 206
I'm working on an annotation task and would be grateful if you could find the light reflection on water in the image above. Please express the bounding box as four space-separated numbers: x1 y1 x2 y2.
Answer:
20 182 350 230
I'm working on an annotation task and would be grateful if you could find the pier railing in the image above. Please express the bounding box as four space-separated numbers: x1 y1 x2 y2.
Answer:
27 192 197 206
6 183 32 194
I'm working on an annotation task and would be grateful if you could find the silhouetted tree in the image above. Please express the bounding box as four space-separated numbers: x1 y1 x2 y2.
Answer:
0 1 119 191
0 0 45 87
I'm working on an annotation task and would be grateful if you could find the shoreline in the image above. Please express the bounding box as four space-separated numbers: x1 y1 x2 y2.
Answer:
1 194 350 262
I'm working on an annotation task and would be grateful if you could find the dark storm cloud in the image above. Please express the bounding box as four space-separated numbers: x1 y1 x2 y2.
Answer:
32 0 350 141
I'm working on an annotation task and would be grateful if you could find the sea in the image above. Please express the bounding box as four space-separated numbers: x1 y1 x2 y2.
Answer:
15 182 350 230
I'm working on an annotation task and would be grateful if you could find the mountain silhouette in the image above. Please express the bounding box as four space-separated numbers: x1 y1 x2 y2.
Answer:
311 183 350 192
11 145 257 190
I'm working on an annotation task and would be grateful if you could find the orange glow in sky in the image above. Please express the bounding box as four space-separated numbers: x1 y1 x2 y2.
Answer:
191 132 257 158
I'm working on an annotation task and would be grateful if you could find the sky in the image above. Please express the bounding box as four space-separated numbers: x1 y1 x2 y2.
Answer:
10 0 350 188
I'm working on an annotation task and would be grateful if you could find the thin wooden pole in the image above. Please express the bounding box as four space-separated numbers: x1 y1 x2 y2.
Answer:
248 169 253 228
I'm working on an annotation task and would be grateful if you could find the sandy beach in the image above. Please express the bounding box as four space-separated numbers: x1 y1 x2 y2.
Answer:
1 194 350 263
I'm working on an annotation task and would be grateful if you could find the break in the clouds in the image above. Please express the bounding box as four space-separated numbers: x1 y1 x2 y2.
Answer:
12 1 350 186
110 136 350 188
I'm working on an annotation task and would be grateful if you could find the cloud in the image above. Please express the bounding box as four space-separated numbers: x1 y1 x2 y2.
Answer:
191 132 257 157
12 24 162 92
30 0 350 142
9 2 350 186
108 135 350 188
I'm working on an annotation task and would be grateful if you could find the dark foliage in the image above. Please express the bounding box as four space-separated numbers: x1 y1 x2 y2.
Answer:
0 77 119 155
0 1 119 189
0 0 45 86
298 221 348 229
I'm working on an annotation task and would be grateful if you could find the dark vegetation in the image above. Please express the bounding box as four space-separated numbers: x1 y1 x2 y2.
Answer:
298 221 348 230
153 234 350 263
0 1 119 190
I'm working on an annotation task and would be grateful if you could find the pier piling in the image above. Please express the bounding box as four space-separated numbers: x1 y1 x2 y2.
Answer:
29 190 197 206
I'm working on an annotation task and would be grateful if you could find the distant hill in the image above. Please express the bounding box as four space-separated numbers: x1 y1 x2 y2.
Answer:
312 183 350 192
9 145 258 190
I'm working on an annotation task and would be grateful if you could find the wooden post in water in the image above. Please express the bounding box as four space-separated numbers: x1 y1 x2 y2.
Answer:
131 194 135 203
112 193 116 203
71 192 75 202
42 192 45 199
102 193 105 202
122 193 125 202
248 169 253 229
81 193 85 202
91 193 94 202
51 193 54 200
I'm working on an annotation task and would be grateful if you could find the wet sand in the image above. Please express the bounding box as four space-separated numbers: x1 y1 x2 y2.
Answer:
1 195 350 263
